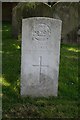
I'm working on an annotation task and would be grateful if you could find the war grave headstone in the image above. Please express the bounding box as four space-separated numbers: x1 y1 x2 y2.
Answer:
21 17 62 97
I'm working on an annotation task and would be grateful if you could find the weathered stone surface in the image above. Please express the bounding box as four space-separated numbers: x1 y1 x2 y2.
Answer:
21 17 62 97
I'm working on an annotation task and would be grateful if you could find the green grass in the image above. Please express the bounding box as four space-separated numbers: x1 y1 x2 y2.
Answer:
2 22 79 118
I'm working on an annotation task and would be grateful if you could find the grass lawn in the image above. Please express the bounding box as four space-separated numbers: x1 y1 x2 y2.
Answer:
1 22 79 118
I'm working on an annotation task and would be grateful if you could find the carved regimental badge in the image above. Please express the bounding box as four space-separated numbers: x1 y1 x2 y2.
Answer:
32 23 51 41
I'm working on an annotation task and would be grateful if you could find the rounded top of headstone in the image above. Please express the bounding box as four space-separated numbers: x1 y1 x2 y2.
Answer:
22 17 62 24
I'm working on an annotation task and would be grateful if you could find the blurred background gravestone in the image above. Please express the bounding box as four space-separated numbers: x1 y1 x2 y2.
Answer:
10 2 79 44
52 2 79 44
12 2 52 38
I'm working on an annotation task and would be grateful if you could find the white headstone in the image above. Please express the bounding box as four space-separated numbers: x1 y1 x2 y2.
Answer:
21 17 62 97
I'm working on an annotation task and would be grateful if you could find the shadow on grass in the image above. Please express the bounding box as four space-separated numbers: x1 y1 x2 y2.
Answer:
2 22 79 118
58 44 79 99
2 22 21 106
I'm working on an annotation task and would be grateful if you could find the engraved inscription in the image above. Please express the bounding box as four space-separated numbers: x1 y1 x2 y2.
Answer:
32 23 51 41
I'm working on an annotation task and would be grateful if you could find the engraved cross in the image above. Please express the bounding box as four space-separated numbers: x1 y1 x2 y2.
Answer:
32 56 48 82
